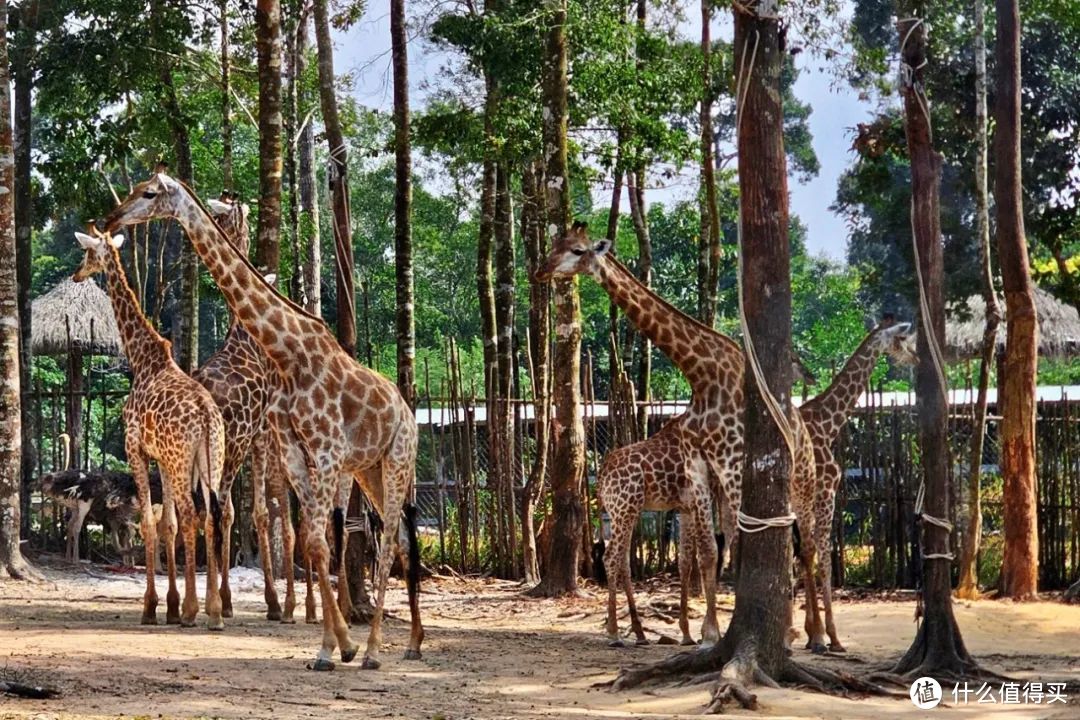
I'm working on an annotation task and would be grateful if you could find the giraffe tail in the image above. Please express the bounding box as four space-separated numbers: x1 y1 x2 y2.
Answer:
403 502 421 594
209 489 224 560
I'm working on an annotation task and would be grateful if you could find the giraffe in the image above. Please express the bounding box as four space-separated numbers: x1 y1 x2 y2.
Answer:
538 221 750 649
101 172 423 671
72 228 226 630
188 195 303 622
793 318 916 653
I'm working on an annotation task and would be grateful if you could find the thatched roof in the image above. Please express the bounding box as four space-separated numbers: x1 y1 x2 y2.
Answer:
945 286 1080 361
31 278 123 357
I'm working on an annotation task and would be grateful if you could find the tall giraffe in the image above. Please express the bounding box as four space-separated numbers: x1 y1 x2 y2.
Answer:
101 173 423 671
72 229 226 629
538 221 749 648
190 196 302 622
794 318 915 653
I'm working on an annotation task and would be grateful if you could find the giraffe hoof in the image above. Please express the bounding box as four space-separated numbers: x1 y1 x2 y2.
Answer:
166 614 181 625
180 617 197 628
340 646 359 664
222 607 234 619
308 658 335 672
607 639 625 648
810 642 828 655
680 638 697 647
360 655 381 670
280 616 297 625
403 649 422 661
207 618 225 632
634 638 650 647
140 614 158 626
828 643 847 653
266 608 283 622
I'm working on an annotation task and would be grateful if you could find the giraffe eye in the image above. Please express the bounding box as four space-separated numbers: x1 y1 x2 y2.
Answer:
570 248 586 256
142 191 158 199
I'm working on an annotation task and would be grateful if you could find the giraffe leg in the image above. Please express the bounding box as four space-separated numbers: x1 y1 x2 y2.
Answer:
217 488 235 619
799 545 826 653
301 515 318 624
398 516 425 660
333 477 356 625
677 512 695 646
68 500 91 563
621 542 647 646
129 449 159 624
174 488 201 628
362 484 402 669
160 489 181 625
816 518 844 652
200 485 225 631
252 437 283 621
604 509 632 646
690 498 720 648
278 484 298 623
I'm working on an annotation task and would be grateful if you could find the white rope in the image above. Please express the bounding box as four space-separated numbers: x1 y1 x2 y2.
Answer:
734 26 799 464
737 509 797 534
344 517 369 535
914 483 955 560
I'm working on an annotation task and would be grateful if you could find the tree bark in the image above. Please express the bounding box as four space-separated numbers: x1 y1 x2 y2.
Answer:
12 0 39 535
994 0 1039 601
531 0 585 596
391 0 415 410
698 0 721 327
716 1 794 683
220 0 233 192
313 0 355 355
255 0 283 285
284 7 301 302
892 12 976 676
521 161 549 584
0 0 36 579
626 168 651 434
956 0 999 601
296 11 321 317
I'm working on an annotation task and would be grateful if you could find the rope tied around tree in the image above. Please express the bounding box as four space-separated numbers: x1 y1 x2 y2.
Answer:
733 10 803 533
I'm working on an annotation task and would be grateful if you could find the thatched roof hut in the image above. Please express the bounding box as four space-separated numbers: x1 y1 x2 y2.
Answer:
946 287 1080 361
31 278 122 358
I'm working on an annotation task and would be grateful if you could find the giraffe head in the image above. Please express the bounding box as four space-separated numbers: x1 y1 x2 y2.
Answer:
207 193 251 254
869 317 917 365
72 229 124 282
100 168 186 233
536 221 611 281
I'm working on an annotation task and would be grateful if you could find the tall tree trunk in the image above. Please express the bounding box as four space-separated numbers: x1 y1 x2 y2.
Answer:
296 11 321 317
521 161 549 584
956 0 999 601
626 167 651 433
314 0 355 355
220 0 233 192
714 0 794 684
892 12 976 676
698 0 721 327
494 163 516 578
255 0 283 284
391 0 415 410
0 0 36 579
12 0 38 535
605 138 624 378
284 7 301 302
995 0 1039 600
530 0 584 597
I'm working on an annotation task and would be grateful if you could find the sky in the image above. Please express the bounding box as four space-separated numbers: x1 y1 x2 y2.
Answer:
333 6 874 264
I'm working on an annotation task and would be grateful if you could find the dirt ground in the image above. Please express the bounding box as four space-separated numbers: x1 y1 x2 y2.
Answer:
2 558 1079 720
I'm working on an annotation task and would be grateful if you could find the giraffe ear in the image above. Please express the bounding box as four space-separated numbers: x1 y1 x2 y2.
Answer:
592 238 612 256
109 234 125 249
263 273 277 286
74 232 99 250
207 199 231 215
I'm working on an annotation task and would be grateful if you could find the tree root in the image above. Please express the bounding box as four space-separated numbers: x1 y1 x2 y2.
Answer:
0 557 43 582
0 680 60 699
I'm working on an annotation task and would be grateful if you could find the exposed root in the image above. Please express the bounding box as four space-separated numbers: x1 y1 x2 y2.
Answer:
524 583 590 600
0 557 44 582
606 645 724 691
705 680 758 713
782 661 893 697
0 679 60 699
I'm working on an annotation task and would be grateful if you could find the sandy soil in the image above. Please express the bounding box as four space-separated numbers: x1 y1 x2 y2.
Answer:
2 558 1079 719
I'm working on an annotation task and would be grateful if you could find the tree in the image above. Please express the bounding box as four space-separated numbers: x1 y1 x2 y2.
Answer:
956 0 999 601
698 0 721 327
995 0 1039 600
313 0 355 356
0 0 37 580
531 0 585 597
391 0 415 411
255 0 283 282
220 0 233 192
296 11 321 316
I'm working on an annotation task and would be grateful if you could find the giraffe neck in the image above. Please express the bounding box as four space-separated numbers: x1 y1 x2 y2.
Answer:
803 331 881 441
102 245 175 382
591 257 736 383
171 187 318 367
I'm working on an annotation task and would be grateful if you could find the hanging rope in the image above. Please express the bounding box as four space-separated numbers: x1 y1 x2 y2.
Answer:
732 16 803 532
